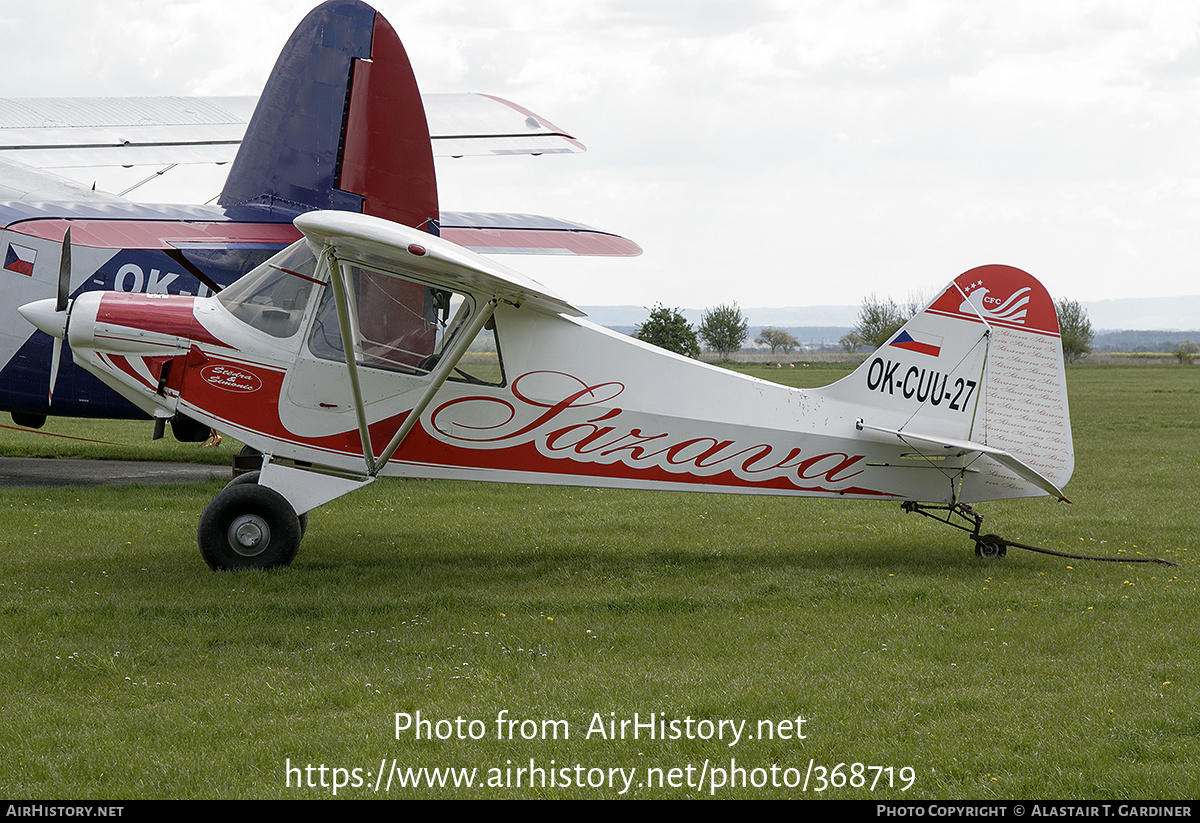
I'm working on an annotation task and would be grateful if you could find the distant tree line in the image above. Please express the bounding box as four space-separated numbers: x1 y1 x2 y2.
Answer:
635 304 699 357
636 303 754 360
635 292 1129 365
755 327 800 354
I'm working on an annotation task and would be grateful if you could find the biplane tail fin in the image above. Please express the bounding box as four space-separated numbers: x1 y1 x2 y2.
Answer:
219 0 438 231
821 264 1074 502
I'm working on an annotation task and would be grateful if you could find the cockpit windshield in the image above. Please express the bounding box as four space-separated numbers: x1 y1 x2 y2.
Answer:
216 241 318 338
218 239 504 385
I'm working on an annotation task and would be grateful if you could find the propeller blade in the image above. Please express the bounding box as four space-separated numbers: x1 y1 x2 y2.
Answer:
48 337 62 406
56 227 71 312
49 227 72 404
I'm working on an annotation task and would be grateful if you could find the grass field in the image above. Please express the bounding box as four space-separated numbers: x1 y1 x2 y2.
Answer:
0 363 1196 799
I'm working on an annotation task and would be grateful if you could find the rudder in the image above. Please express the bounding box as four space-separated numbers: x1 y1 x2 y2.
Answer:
218 0 438 231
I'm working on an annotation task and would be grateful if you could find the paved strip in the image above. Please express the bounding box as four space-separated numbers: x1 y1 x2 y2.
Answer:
0 457 228 487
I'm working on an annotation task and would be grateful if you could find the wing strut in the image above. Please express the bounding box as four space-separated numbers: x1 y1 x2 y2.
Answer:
324 246 377 474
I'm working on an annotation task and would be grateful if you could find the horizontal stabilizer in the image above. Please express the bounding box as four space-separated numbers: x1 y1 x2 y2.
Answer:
857 421 1070 502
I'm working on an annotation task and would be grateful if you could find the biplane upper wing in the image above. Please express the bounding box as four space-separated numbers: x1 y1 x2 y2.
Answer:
0 96 256 169
0 92 583 170
423 93 585 156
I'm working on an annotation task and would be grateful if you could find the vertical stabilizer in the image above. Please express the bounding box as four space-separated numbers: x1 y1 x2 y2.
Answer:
218 0 438 230
820 264 1073 502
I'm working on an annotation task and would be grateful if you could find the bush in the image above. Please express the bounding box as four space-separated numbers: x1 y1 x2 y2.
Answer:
1056 298 1094 363
698 303 749 360
636 304 699 358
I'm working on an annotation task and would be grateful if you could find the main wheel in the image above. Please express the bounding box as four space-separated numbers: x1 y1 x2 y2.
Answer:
973 534 1007 558
11 412 45 429
171 413 212 443
198 483 302 570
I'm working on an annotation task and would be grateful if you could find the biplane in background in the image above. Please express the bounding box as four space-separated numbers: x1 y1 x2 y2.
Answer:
15 2 1074 570
0 0 637 436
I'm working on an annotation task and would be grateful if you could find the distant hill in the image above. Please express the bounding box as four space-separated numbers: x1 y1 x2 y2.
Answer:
1093 330 1200 352
1083 296 1200 331
582 305 859 329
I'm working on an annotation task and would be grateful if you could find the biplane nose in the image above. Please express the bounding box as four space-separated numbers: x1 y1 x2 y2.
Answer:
18 298 69 340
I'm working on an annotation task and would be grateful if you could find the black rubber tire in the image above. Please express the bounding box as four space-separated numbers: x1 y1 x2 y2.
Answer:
171 414 211 442
974 534 1007 559
225 470 260 489
198 483 302 570
11 412 46 429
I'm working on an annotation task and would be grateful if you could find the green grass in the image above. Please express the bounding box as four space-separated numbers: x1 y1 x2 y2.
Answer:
0 364 1196 798
0 416 237 464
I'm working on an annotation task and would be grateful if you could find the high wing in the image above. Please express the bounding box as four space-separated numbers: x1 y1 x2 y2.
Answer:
0 92 584 170
295 209 583 317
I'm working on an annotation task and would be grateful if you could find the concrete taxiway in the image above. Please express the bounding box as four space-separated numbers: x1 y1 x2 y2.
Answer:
0 457 227 487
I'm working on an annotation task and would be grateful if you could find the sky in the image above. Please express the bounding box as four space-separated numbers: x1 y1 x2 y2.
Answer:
3 0 1200 313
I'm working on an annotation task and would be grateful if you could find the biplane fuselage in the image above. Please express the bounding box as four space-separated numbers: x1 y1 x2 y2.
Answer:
0 0 629 433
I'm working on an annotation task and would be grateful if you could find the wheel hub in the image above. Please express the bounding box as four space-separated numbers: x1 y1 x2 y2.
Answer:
228 514 271 557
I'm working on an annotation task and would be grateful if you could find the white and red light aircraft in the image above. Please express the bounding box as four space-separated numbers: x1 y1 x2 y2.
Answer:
13 3 1074 570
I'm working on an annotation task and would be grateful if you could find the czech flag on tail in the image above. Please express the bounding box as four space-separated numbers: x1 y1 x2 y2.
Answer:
889 329 942 357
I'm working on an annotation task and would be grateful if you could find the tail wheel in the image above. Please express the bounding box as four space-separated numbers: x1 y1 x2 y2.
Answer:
198 483 302 570
974 534 1007 559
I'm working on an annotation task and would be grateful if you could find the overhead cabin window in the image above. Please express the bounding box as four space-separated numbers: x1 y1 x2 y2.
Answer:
216 241 318 338
307 263 504 386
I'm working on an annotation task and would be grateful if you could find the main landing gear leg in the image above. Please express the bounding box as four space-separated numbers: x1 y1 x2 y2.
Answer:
196 459 372 570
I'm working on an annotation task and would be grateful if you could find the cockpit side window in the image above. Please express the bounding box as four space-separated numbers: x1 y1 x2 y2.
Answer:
306 263 504 386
